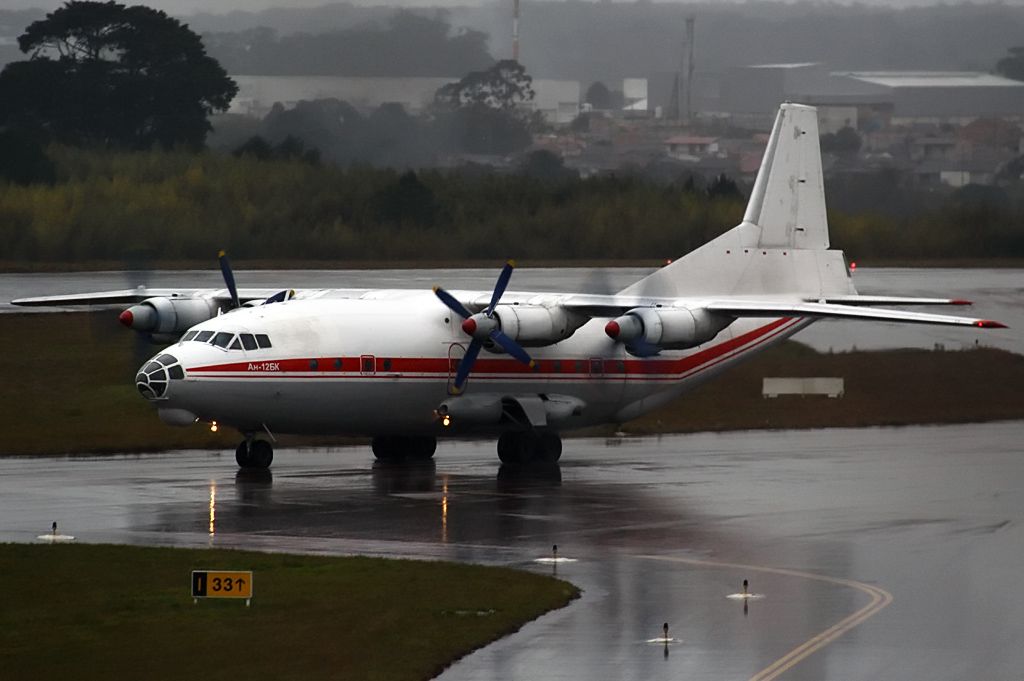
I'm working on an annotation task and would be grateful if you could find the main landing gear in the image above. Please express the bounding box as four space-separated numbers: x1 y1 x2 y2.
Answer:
497 430 562 466
371 436 437 462
236 439 273 470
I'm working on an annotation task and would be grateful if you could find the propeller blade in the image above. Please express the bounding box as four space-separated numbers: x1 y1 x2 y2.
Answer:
489 329 534 367
218 250 241 310
453 340 483 392
433 286 472 319
486 260 515 316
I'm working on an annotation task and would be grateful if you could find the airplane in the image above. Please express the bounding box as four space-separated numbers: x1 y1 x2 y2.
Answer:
13 103 1006 470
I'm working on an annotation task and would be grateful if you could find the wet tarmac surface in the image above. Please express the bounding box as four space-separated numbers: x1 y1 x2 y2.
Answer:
4 422 1023 680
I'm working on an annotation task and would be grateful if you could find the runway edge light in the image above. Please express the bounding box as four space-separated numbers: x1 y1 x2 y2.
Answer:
191 570 253 607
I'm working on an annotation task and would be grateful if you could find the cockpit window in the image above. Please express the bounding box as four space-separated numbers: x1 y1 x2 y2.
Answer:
195 331 214 343
229 338 242 350
156 354 176 366
240 334 257 351
182 331 198 342
212 332 234 348
255 334 272 349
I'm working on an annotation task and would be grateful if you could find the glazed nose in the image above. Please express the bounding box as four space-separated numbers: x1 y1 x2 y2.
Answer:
135 353 184 400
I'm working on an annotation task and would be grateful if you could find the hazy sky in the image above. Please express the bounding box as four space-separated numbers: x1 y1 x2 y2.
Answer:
8 0 1022 15
5 0 482 12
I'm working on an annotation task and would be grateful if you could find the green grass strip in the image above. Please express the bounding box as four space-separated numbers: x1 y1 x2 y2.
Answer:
0 543 578 681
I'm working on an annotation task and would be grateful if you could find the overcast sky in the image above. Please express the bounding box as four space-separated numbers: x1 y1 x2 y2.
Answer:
5 0 480 12
8 0 1023 15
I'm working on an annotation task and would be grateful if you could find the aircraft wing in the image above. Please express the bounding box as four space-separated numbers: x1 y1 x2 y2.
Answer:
558 294 1006 328
10 288 329 307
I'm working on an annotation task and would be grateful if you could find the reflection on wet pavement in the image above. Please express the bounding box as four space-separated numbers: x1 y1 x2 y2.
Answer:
2 422 1023 680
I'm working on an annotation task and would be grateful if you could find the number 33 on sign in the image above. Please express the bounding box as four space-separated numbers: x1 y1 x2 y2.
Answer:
192 570 253 606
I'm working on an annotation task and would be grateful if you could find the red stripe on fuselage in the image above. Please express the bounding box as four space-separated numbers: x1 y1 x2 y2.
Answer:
187 317 797 381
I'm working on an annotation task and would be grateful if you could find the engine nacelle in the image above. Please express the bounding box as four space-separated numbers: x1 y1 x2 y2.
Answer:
491 304 585 347
119 297 218 335
605 307 731 350
436 395 503 424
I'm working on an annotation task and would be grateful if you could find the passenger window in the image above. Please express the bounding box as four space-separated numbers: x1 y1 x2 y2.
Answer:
361 355 375 373
240 334 257 351
255 334 272 349
168 365 184 380
229 338 242 350
182 331 198 342
195 331 214 343
212 332 233 348
382 358 392 371
309 359 319 370
333 358 342 370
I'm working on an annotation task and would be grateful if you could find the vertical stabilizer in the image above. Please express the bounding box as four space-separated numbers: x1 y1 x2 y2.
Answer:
617 103 853 299
742 103 828 249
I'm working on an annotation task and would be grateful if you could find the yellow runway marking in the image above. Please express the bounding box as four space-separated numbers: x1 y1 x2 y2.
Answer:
639 555 893 681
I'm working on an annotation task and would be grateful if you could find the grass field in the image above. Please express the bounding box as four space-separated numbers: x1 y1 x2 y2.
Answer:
0 544 578 681
1 312 1022 455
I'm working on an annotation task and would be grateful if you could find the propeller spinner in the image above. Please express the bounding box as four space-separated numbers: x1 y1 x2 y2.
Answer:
434 260 535 393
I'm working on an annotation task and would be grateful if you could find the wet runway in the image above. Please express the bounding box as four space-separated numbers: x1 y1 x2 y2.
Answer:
4 422 1024 680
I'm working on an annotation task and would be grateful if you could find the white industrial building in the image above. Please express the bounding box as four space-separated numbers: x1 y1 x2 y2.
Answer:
229 75 580 125
720 63 1024 129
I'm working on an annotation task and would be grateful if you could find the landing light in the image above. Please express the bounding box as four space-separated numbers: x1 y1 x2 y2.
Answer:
210 421 219 433
442 415 452 427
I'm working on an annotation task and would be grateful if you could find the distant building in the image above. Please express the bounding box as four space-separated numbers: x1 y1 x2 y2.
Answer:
664 135 719 160
719 63 1024 129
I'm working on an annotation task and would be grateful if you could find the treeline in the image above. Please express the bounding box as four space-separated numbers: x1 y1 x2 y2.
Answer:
0 146 1022 265
203 11 493 78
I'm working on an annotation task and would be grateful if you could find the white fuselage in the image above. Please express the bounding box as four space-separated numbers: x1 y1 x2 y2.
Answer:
143 291 808 437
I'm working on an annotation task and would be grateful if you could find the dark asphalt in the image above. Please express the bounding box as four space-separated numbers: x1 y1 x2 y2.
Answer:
3 422 1023 680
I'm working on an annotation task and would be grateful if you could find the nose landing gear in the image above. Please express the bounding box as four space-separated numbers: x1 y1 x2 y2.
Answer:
496 430 562 466
235 439 273 469
371 436 437 462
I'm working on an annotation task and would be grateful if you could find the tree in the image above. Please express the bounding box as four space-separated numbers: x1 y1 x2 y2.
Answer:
520 149 577 182
996 47 1024 82
585 81 612 109
435 59 535 111
820 126 862 156
0 1 237 148
0 129 55 185
434 60 538 155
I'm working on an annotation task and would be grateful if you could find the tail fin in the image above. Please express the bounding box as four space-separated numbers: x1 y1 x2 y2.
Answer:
742 103 829 250
618 103 853 299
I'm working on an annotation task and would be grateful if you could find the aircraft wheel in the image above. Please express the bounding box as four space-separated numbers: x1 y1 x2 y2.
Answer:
235 441 252 468
497 431 538 465
412 437 437 460
497 432 522 465
371 437 391 461
536 432 562 463
250 440 274 469
373 436 437 461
